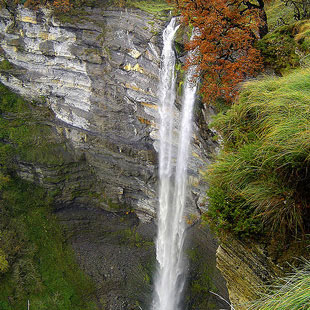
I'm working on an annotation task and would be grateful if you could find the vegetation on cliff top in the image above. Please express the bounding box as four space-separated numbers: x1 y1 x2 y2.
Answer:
205 68 310 240
170 0 266 105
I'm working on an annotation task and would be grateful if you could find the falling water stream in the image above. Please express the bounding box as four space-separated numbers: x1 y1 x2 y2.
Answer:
152 18 198 310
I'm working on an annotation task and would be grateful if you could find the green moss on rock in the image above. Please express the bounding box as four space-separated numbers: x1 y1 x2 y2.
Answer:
0 83 69 169
258 20 310 74
257 25 300 74
0 178 98 310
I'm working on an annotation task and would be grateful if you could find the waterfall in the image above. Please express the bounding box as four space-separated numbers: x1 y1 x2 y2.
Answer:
152 18 198 310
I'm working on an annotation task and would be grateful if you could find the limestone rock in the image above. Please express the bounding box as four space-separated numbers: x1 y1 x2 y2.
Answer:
0 5 216 221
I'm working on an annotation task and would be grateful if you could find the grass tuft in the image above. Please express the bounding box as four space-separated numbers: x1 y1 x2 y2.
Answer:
206 68 310 239
250 259 310 310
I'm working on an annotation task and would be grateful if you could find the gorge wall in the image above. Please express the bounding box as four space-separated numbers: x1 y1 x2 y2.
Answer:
0 4 290 310
0 5 230 310
0 6 214 221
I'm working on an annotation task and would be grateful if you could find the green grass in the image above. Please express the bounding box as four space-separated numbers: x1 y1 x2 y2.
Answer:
250 259 310 310
126 0 172 15
206 68 310 239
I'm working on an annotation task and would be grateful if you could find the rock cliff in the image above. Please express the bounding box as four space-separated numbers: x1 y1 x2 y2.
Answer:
0 5 214 221
216 237 282 310
0 5 227 310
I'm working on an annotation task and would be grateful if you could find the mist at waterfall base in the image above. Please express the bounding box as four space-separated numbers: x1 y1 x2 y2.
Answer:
152 18 198 310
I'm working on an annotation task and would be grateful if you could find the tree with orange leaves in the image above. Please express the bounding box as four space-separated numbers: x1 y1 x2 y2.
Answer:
0 0 72 13
174 0 268 105
52 0 72 12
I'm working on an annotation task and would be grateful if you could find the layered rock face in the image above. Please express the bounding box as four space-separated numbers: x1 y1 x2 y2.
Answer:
0 6 212 221
0 5 226 310
216 237 282 310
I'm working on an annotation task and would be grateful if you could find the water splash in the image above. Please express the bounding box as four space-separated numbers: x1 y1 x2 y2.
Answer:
153 18 198 310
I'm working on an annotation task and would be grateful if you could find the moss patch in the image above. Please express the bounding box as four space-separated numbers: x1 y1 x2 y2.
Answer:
0 83 68 169
258 24 300 74
126 0 172 16
0 178 98 310
0 82 97 309
258 13 310 74
265 0 295 31
186 246 218 309
0 60 14 71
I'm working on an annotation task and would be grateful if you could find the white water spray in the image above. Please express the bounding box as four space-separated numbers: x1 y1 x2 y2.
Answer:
153 18 198 310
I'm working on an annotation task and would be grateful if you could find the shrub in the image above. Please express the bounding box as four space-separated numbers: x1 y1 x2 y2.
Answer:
258 20 310 74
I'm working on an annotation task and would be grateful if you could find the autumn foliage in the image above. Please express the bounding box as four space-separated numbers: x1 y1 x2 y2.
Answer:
173 0 267 105
0 0 72 13
52 0 72 12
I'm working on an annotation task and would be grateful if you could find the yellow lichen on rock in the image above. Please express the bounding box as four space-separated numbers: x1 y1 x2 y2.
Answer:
128 49 142 59
139 102 157 109
125 83 152 95
18 15 37 24
39 32 56 40
124 63 144 74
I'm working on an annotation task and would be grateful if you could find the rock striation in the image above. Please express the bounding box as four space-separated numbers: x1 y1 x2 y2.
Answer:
0 6 214 222
0 5 225 310
216 237 282 310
